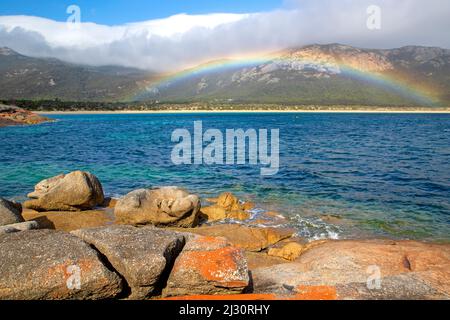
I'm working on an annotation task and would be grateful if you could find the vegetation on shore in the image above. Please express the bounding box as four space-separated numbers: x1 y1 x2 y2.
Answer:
1 99 449 112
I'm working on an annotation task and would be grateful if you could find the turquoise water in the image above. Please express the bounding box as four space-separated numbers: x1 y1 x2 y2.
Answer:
1 113 449 241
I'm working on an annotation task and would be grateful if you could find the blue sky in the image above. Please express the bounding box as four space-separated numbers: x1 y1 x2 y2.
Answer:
0 0 284 24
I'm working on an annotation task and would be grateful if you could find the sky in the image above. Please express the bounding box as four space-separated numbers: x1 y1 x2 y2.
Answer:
0 0 449 72
0 0 284 25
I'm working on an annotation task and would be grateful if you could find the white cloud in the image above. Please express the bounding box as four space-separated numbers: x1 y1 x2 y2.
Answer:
125 13 249 38
0 0 449 72
0 13 248 48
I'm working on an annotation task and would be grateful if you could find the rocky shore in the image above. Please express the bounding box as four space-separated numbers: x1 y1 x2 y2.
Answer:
1 170 449 300
0 104 50 127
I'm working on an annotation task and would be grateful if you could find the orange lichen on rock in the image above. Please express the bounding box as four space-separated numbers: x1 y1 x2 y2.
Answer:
173 246 248 287
164 235 249 296
293 285 338 300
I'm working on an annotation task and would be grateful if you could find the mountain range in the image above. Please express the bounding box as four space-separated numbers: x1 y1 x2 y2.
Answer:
0 47 154 101
0 44 449 107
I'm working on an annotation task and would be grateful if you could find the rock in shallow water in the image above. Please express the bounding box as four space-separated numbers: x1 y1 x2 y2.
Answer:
164 236 249 297
216 192 241 211
0 198 24 226
200 192 252 222
24 171 105 212
0 230 123 300
115 187 200 228
0 104 50 127
71 225 186 299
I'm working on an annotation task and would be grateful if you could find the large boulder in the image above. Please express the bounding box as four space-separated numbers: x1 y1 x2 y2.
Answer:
0 198 24 226
171 224 294 252
24 171 105 212
252 240 450 300
71 225 186 299
0 230 123 300
164 236 249 297
115 187 200 228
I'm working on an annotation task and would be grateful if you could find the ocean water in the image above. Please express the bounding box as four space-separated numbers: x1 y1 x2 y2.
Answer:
1 113 449 241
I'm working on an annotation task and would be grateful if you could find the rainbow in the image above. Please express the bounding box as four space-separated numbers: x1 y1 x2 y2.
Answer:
129 53 440 105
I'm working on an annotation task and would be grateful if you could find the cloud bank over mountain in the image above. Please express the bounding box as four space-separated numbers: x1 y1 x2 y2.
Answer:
0 0 449 71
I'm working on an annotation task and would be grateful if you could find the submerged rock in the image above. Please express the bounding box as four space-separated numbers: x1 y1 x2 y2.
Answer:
252 240 450 299
164 236 249 297
71 225 186 299
0 198 24 226
24 171 105 212
242 201 255 211
0 221 39 235
0 230 123 300
171 224 294 252
115 187 200 228
248 211 288 227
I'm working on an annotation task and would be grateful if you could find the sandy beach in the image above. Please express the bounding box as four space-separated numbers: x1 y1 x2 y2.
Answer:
36 109 450 115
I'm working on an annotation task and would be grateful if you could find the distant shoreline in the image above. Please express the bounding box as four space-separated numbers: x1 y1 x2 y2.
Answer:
37 109 450 115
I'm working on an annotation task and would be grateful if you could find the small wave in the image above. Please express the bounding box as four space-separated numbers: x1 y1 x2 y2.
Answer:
310 228 340 241
291 214 342 241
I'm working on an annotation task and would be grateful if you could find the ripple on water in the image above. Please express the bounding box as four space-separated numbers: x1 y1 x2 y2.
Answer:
0 113 449 241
